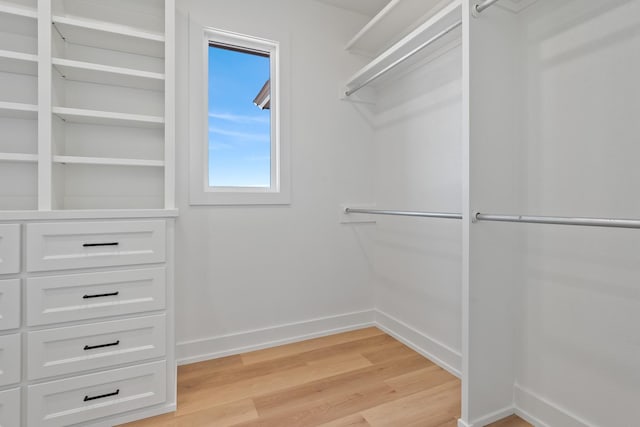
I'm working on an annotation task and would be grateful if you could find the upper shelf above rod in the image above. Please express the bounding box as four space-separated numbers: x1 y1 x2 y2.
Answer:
345 0 455 57
343 0 461 98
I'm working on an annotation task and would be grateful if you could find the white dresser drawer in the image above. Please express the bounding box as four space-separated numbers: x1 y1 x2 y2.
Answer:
0 224 19 275
26 220 166 272
27 360 166 427
0 279 20 330
0 387 20 427
0 334 20 387
26 267 166 326
28 314 166 380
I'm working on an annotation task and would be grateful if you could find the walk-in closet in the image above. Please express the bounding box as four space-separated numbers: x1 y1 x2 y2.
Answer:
0 0 637 426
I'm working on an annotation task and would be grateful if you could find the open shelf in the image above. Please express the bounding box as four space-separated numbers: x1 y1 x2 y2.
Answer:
52 58 164 90
0 101 37 119
0 1 36 19
0 49 37 75
344 0 461 96
0 152 37 163
52 14 165 58
346 0 452 57
53 155 164 168
52 107 164 128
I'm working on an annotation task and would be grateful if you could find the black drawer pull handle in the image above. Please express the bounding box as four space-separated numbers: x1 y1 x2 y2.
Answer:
83 291 119 299
84 389 120 402
84 340 120 351
83 242 119 247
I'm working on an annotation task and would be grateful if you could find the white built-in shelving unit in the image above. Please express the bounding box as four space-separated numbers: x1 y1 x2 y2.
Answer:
343 0 461 100
0 0 175 213
0 0 39 210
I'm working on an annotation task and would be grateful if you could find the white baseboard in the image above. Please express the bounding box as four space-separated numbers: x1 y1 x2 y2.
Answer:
176 309 376 365
176 308 463 379
514 384 592 427
457 406 515 427
375 309 462 378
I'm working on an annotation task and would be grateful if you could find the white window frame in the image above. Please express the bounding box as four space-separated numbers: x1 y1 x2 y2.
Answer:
189 22 290 205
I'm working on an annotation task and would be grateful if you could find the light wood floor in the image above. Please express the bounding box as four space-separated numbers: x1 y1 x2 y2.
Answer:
121 327 531 427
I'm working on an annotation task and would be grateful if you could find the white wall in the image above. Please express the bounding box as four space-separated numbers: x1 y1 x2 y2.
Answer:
174 0 376 363
515 1 640 426
356 45 464 374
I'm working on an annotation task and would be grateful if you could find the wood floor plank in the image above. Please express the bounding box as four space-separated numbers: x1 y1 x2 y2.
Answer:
119 398 258 427
178 352 373 416
360 380 460 427
252 353 433 418
319 413 372 427
120 327 532 427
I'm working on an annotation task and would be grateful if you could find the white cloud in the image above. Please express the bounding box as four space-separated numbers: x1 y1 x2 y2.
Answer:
209 112 269 124
209 127 270 143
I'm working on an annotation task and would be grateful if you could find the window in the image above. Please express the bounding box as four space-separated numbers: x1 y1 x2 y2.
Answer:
189 25 290 205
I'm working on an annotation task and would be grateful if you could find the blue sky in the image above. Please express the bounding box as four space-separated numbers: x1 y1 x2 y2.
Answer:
208 45 271 187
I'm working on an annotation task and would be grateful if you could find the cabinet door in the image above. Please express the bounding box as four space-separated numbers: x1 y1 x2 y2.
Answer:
0 279 20 330
0 334 21 387
26 220 166 272
26 267 166 326
28 314 166 380
0 224 19 275
0 388 20 427
27 360 166 427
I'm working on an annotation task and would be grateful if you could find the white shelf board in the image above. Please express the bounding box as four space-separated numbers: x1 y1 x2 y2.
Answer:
52 58 164 91
0 208 179 221
345 0 461 95
0 1 37 19
0 49 37 75
346 0 453 57
53 155 164 168
0 101 37 119
0 152 37 162
52 107 164 128
52 14 165 58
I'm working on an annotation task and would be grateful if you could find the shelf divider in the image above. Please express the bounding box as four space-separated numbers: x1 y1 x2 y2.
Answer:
0 152 38 163
52 107 164 128
0 1 37 19
0 101 38 119
52 14 165 58
53 155 165 168
52 58 165 90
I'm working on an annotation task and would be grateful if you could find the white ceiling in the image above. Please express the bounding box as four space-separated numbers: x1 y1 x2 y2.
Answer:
315 0 390 17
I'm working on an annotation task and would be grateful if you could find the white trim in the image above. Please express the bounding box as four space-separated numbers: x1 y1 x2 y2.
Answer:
176 310 376 365
514 384 593 427
188 20 291 205
458 406 515 427
375 309 462 378
0 209 178 222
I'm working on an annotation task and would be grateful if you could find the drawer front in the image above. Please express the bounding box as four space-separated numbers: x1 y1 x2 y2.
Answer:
28 314 166 380
0 334 20 387
26 267 166 326
0 279 20 330
0 388 20 427
26 220 166 272
27 360 166 427
0 224 19 275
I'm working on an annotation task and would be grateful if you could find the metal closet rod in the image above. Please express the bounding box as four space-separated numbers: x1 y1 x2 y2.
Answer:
475 0 501 14
345 208 462 220
474 213 640 229
345 19 462 97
